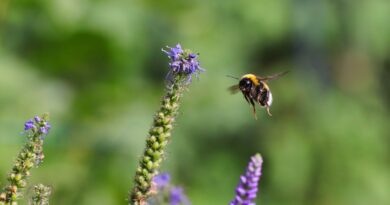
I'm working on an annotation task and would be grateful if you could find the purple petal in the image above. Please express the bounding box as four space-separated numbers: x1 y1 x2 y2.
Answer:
153 173 171 188
24 119 35 131
162 44 204 84
34 116 41 123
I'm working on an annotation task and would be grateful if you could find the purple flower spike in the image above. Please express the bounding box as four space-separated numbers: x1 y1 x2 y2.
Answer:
162 43 204 84
153 173 171 188
230 154 263 205
24 119 35 131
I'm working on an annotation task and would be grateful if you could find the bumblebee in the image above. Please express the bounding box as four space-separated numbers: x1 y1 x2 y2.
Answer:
228 71 288 119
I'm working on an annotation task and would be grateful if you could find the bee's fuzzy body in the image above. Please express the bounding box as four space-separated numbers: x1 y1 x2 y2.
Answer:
229 71 288 119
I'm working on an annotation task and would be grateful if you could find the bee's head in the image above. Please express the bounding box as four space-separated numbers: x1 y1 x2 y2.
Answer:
239 78 253 92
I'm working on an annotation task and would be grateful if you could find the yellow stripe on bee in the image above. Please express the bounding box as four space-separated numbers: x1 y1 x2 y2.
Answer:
241 74 259 86
262 82 269 90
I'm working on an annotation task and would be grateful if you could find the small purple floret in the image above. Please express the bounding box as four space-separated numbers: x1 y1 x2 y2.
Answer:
230 154 263 205
149 173 191 205
162 44 183 61
34 116 41 123
188 53 196 59
170 187 190 205
24 119 35 131
39 121 51 135
40 127 48 135
153 173 171 188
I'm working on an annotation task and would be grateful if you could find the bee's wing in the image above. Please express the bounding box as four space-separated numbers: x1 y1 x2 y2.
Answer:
228 84 240 94
257 71 289 81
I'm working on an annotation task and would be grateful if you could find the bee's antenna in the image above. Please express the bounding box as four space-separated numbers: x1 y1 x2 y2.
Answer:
226 75 239 80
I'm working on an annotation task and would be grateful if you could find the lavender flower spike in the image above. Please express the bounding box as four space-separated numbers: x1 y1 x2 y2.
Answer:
230 154 263 205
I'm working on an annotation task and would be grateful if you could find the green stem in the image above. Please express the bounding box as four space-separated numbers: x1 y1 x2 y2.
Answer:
129 82 183 205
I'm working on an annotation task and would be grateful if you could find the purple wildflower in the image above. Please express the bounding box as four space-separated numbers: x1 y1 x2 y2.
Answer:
148 173 191 205
163 44 183 61
230 154 263 205
34 116 41 123
153 173 171 189
24 119 35 131
40 127 49 135
40 122 51 134
162 43 204 84
170 187 190 205
24 115 51 135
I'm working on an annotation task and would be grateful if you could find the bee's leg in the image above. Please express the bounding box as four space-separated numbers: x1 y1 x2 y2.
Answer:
256 91 262 104
244 93 257 119
243 93 250 104
265 105 272 117
249 98 257 120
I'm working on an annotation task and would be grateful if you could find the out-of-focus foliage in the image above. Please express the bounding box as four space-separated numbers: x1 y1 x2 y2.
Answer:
0 0 390 204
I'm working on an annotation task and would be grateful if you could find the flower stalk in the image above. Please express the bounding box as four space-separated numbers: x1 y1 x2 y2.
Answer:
30 184 51 205
129 44 203 205
0 114 51 205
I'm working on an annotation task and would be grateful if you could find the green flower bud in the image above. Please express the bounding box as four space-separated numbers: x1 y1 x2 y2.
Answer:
152 152 160 160
17 180 27 188
164 124 173 131
26 152 34 158
157 134 167 142
149 136 157 143
25 160 34 169
143 156 151 163
159 141 168 149
157 112 164 119
146 161 153 171
152 142 160 150
140 182 149 191
144 173 152 181
137 176 145 184
141 169 149 176
11 194 17 201
146 149 154 157
14 174 22 181
152 162 160 169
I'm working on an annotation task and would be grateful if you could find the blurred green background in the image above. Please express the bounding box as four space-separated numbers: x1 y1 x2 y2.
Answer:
1 0 390 204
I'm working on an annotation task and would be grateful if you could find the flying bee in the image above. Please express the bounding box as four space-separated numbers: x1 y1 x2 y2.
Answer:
228 71 288 119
